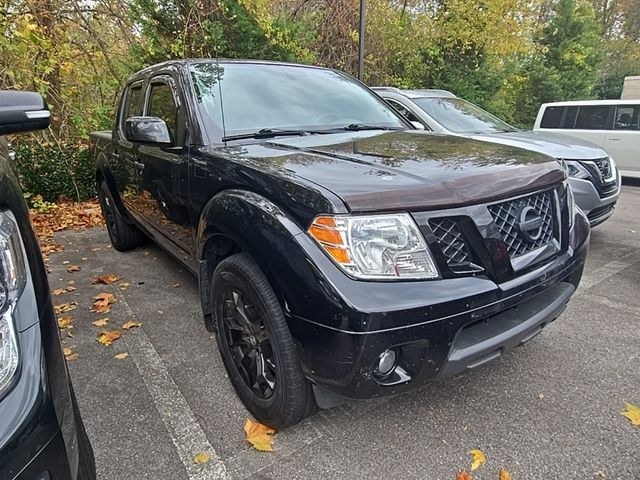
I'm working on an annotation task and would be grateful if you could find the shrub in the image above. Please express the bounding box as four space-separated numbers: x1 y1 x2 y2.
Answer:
14 143 96 203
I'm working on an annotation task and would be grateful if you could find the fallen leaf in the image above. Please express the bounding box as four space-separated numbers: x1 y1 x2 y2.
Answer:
593 472 607 479
67 265 81 272
54 302 77 314
499 468 512 480
114 352 129 359
92 318 109 327
122 320 141 330
173 282 180 288
119 282 130 290
66 285 77 292
63 347 78 361
244 419 275 452
52 288 66 295
192 453 209 464
97 330 122 346
92 274 121 285
456 471 472 480
620 402 640 426
57 316 73 329
91 292 116 313
469 450 486 471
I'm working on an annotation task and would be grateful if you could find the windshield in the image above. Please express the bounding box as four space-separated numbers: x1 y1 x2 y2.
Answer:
190 62 406 140
413 97 516 134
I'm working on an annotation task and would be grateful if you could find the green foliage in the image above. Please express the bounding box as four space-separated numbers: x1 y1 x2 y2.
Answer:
14 144 96 202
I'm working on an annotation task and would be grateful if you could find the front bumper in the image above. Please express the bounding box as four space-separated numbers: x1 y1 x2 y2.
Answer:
267 203 589 400
569 174 620 227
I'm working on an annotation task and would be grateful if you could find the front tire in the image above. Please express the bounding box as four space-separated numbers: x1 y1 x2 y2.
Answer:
97 181 145 251
212 253 316 429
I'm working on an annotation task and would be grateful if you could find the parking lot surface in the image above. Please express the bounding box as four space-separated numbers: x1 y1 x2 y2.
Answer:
51 187 640 480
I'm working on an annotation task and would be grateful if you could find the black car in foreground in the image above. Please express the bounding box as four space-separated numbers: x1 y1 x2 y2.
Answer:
90 59 590 429
0 91 95 479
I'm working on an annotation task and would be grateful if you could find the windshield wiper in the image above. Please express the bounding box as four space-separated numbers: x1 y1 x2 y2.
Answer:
222 128 314 142
342 124 402 131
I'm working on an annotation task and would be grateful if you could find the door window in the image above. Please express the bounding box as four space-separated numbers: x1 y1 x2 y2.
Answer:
540 106 564 128
386 99 425 127
574 106 611 130
120 83 144 131
147 82 178 142
614 106 640 131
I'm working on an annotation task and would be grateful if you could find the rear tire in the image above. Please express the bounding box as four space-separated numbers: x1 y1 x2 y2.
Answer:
212 253 316 429
97 181 145 251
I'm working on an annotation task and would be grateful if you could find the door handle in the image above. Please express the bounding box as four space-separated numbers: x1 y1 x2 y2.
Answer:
608 137 621 141
133 160 145 170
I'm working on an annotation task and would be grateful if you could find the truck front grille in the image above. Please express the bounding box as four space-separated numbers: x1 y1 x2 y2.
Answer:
488 190 555 258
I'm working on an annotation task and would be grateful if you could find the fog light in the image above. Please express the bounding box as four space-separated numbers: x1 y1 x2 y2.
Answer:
377 349 397 376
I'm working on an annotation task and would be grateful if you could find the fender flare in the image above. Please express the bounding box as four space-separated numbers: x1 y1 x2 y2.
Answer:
196 189 306 329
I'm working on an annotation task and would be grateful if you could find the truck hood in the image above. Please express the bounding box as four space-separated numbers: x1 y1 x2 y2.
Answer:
469 130 608 161
214 130 565 212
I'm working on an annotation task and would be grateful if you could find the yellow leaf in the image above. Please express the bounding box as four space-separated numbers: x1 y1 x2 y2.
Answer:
92 318 109 327
456 471 472 480
63 347 78 361
499 468 512 480
97 330 122 346
244 419 275 452
54 302 77 314
63 347 72 356
192 453 209 464
122 320 141 330
620 402 640 426
52 288 66 295
469 449 486 471
114 352 129 359
66 352 79 361
57 316 73 328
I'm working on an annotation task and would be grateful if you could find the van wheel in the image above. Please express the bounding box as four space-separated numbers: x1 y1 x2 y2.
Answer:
97 181 145 251
212 253 316 429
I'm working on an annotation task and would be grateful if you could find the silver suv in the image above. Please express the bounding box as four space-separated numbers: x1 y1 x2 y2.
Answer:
373 87 620 227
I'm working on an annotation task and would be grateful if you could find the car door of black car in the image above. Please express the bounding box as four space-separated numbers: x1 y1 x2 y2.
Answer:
112 81 145 215
135 74 194 262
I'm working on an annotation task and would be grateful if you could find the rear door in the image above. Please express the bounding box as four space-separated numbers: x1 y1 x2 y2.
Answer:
606 105 640 174
112 81 145 214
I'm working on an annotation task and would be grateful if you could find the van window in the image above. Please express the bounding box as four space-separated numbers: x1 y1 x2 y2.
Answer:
614 106 640 131
540 106 564 128
575 106 611 130
562 106 578 128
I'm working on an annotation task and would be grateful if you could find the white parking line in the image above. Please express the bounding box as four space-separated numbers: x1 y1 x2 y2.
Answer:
119 295 229 480
578 253 638 291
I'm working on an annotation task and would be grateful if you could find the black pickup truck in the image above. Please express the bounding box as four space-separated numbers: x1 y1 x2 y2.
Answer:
90 59 590 429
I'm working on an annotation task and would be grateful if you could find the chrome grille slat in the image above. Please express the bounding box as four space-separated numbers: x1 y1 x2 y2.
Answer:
488 191 555 258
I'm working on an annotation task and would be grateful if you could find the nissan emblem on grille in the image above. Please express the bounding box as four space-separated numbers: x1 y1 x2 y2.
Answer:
488 190 555 258
517 206 544 242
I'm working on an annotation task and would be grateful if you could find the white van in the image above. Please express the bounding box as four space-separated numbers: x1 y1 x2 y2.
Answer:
534 100 640 178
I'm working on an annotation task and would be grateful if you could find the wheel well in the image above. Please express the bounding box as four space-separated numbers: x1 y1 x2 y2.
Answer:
199 233 243 332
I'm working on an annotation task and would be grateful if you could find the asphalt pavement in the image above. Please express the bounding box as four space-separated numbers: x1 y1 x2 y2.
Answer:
50 186 640 480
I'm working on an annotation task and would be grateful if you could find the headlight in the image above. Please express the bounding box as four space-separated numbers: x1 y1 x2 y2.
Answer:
308 213 439 280
0 211 25 398
566 183 576 229
563 160 590 179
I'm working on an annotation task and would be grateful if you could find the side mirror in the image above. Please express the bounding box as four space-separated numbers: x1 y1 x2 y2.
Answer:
125 116 172 146
410 121 426 131
0 90 50 135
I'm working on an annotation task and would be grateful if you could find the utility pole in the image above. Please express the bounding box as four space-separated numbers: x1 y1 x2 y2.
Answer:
358 0 366 81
